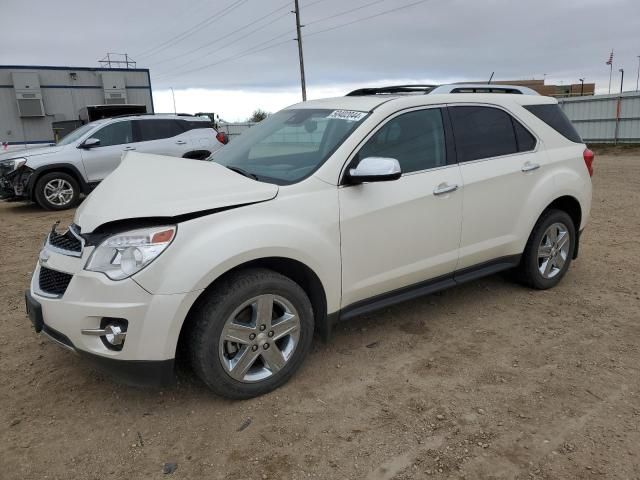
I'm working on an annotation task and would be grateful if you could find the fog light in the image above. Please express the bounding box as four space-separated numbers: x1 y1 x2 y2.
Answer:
103 325 126 346
81 318 128 351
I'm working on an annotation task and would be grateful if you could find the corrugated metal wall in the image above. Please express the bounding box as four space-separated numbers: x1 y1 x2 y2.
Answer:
558 92 640 144
218 122 256 141
0 66 153 145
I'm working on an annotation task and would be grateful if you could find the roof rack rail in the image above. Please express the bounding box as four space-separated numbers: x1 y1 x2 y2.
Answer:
346 84 437 96
108 112 197 119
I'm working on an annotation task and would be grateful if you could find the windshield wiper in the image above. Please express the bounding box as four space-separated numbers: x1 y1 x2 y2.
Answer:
226 166 259 181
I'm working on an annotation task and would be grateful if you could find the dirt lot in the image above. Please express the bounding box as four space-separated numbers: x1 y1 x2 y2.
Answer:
1 150 639 480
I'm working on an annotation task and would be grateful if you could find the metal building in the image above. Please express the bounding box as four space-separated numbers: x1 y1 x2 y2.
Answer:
0 65 153 146
558 92 640 143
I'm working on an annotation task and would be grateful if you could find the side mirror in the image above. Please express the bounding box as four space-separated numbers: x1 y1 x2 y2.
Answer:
346 157 402 184
80 138 100 149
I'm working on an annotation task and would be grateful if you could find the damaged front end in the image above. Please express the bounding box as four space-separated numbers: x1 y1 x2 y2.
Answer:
0 161 34 200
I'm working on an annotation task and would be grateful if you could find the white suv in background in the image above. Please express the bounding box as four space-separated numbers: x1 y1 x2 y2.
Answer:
26 87 593 398
0 115 226 210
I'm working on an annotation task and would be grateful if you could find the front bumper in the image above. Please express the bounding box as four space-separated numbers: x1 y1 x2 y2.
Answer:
26 290 175 386
0 166 33 199
28 244 202 386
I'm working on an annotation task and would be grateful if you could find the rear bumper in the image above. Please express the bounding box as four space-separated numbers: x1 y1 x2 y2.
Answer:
26 289 175 387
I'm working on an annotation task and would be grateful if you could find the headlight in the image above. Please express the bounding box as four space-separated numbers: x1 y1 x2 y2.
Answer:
0 157 27 171
85 225 176 280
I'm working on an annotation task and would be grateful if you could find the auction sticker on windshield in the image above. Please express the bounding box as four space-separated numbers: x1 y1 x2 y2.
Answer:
327 110 368 122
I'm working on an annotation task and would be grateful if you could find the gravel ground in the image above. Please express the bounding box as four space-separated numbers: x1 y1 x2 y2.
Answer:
1 150 639 480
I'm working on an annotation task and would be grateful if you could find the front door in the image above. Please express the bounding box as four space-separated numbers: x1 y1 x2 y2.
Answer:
80 120 134 182
339 107 463 308
132 119 191 157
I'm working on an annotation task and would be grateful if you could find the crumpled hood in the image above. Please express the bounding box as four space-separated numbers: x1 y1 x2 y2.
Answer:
0 144 64 162
75 152 278 232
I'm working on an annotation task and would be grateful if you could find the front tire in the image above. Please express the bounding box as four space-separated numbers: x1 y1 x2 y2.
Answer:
34 172 80 210
188 269 314 399
517 209 576 289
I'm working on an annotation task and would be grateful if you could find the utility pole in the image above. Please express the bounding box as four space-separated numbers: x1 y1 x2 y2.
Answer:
579 78 585 96
293 0 307 101
619 68 624 94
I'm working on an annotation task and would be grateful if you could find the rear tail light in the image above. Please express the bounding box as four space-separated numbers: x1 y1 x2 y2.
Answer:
583 148 594 177
216 131 229 145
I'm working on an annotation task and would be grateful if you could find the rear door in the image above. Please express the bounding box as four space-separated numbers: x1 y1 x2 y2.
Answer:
80 120 134 182
339 106 463 307
449 104 542 270
132 119 190 157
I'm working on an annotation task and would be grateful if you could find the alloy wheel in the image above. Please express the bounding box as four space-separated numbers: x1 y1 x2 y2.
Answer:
44 179 74 207
537 222 570 279
218 294 300 383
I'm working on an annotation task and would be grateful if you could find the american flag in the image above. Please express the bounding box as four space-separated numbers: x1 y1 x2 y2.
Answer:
606 50 614 66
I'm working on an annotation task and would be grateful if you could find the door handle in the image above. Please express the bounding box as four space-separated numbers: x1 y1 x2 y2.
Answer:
433 183 458 195
123 146 136 151
521 162 540 172
175 140 187 145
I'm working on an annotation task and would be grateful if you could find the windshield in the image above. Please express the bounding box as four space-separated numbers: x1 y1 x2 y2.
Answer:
57 123 96 146
210 108 368 185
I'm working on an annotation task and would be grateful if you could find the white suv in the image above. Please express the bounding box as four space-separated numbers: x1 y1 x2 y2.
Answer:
26 89 593 398
0 115 226 210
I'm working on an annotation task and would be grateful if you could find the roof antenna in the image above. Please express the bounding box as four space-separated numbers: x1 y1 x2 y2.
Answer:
488 72 494 84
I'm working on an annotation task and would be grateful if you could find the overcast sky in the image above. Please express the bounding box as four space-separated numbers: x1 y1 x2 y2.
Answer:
2 0 639 120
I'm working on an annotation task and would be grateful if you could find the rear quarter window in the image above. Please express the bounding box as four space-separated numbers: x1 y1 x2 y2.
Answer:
523 104 582 143
183 120 214 131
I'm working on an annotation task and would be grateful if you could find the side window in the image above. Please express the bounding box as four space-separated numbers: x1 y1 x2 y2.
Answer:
183 120 214 131
523 104 582 143
357 108 446 174
136 120 185 142
92 121 133 147
449 106 518 162
513 119 536 152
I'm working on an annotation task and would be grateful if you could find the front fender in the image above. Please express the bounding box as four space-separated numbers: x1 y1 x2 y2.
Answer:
133 185 341 313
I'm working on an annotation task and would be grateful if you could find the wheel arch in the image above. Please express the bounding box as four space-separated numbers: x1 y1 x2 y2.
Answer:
182 150 211 160
27 163 90 199
544 195 582 233
536 194 582 259
176 256 329 362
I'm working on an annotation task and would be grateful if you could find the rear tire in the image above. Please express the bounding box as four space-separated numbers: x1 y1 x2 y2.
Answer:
34 172 80 211
188 268 314 399
517 209 576 289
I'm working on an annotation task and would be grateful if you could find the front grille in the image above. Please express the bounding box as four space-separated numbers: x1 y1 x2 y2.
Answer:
39 267 73 296
48 225 82 253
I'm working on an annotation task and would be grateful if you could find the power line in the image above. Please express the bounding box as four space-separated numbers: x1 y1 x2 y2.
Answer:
135 0 248 59
305 0 433 38
305 0 387 26
154 30 295 80
303 0 334 7
154 0 435 83
149 1 292 69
